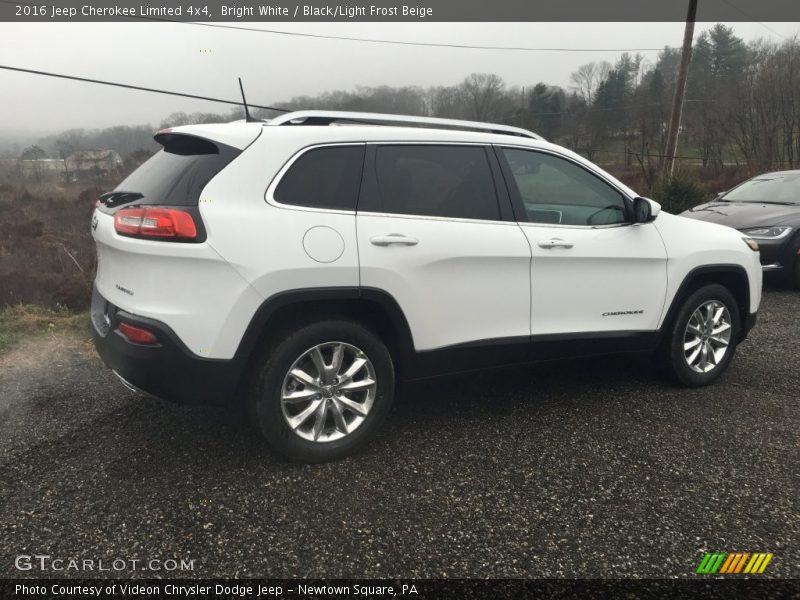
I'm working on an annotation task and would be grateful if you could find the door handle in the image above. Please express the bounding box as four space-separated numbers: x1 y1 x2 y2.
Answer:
537 238 574 249
370 234 419 247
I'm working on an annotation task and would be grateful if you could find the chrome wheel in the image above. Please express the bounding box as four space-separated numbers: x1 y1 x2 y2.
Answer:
280 342 377 442
683 300 732 373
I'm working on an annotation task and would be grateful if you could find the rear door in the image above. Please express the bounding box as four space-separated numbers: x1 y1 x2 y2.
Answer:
356 143 532 354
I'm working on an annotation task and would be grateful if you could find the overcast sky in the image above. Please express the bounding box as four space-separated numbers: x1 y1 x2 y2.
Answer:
1 21 797 135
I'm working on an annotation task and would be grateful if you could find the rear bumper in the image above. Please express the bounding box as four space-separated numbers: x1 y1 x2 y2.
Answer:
91 287 244 405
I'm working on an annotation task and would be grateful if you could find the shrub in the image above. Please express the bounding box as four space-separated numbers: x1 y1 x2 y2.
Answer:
0 182 104 310
651 172 708 214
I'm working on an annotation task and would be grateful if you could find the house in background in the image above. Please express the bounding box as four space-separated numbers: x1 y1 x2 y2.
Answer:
5 149 124 182
14 158 65 180
64 150 123 181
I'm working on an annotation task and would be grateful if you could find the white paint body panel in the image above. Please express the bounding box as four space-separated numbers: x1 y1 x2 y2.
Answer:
522 222 668 335
202 131 360 305
357 214 531 350
92 210 262 359
653 212 763 316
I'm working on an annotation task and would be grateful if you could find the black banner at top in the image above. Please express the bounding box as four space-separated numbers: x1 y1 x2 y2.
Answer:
2 0 800 22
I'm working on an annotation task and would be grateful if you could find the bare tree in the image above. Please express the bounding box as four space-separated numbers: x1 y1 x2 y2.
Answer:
570 63 598 103
596 61 612 83
55 140 74 182
428 85 465 119
458 73 506 121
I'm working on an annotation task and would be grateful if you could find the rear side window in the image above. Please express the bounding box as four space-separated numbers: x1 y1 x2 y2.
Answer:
274 145 365 211
372 145 500 220
101 134 240 210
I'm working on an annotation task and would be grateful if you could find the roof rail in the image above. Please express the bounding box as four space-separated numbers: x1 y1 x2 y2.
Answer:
266 110 544 140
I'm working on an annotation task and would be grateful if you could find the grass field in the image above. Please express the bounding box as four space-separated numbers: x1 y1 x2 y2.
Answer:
0 304 89 354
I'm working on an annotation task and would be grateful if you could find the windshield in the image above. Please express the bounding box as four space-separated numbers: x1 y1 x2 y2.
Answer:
722 173 800 204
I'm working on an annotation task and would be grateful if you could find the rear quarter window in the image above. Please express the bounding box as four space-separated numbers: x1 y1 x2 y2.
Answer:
274 145 366 211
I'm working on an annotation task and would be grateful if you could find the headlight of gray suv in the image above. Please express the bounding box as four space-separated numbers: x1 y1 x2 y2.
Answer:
740 226 792 240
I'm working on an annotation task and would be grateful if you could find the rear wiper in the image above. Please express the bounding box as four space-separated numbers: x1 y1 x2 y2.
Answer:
99 190 144 208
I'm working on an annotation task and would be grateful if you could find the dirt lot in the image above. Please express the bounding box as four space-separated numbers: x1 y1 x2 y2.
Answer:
0 289 797 579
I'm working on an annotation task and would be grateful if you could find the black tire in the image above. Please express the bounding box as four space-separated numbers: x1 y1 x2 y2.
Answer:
250 319 394 462
661 284 741 387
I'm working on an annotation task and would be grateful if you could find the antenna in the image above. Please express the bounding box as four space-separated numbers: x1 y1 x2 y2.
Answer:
238 77 254 122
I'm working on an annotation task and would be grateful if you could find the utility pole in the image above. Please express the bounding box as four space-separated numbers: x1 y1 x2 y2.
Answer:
663 0 698 178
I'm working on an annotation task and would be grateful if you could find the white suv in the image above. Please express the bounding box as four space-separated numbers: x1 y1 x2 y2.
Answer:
91 111 762 461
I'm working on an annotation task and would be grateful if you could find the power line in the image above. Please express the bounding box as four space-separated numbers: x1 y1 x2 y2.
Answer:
162 20 667 52
170 5 794 50
0 64 290 113
717 0 788 40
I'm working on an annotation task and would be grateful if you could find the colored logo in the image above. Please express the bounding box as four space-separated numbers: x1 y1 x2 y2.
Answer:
696 552 774 574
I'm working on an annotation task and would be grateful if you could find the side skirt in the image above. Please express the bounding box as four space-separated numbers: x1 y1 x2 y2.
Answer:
406 331 660 381
529 330 661 361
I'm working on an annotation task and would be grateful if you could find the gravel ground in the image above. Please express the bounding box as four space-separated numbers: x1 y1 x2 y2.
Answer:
0 288 798 579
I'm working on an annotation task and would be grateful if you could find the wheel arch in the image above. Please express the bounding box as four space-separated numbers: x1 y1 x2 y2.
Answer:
234 286 416 379
660 264 751 340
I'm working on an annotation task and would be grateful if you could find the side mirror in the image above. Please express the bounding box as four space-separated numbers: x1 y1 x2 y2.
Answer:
633 197 660 223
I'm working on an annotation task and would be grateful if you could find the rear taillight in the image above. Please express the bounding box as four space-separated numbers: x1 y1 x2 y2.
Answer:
116 322 159 345
114 207 197 240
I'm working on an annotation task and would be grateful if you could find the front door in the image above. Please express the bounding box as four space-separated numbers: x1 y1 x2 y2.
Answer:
497 146 668 336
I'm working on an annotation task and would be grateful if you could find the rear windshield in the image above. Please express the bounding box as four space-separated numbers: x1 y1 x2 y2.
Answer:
100 134 241 210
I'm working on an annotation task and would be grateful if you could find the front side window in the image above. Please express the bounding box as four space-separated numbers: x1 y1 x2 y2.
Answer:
372 145 501 221
502 148 629 226
274 145 365 210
